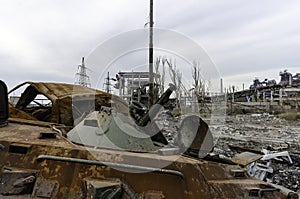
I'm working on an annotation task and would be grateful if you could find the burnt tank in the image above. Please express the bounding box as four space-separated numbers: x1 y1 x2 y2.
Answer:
0 80 298 199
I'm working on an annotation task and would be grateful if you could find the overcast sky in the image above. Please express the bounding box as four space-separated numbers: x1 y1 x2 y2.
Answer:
1 0 300 91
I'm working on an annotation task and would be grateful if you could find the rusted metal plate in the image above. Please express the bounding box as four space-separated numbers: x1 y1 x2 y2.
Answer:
232 152 262 166
142 191 165 199
0 123 78 149
8 82 129 126
208 179 286 199
0 167 37 195
85 179 122 199
9 104 37 121
0 138 296 199
31 177 59 198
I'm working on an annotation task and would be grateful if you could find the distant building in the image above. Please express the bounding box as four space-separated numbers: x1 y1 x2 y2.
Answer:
115 71 160 104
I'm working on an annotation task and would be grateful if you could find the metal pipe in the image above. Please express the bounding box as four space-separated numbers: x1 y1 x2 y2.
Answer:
139 83 175 127
37 155 184 179
52 125 63 136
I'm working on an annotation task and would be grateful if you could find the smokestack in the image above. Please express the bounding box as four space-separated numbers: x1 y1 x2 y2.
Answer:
220 78 223 94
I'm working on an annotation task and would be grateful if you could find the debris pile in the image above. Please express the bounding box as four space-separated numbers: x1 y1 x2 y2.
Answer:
211 146 300 193
212 113 300 193
214 113 300 153
157 111 300 193
270 154 300 192
155 110 180 142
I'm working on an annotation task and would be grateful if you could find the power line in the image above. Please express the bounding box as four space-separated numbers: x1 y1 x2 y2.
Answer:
75 57 91 87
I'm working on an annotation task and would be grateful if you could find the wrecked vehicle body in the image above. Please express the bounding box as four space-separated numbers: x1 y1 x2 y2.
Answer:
0 80 299 198
8 81 128 128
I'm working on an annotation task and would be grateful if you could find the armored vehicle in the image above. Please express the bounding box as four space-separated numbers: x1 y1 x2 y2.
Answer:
0 80 298 198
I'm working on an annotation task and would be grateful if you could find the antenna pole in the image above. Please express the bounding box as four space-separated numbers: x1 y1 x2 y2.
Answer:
148 0 154 108
104 72 111 93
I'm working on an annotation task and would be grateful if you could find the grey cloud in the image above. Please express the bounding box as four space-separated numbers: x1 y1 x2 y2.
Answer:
0 0 299 91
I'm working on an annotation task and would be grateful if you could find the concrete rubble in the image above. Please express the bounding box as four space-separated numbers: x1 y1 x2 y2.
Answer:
156 111 300 194
213 113 300 194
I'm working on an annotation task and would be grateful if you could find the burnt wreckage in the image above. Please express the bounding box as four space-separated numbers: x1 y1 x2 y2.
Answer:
0 80 298 198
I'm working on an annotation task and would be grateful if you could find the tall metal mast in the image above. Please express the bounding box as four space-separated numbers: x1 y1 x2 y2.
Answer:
148 0 154 107
75 57 91 87
104 72 112 93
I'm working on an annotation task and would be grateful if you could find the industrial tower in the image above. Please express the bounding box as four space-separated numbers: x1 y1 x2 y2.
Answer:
103 72 113 93
75 57 91 87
